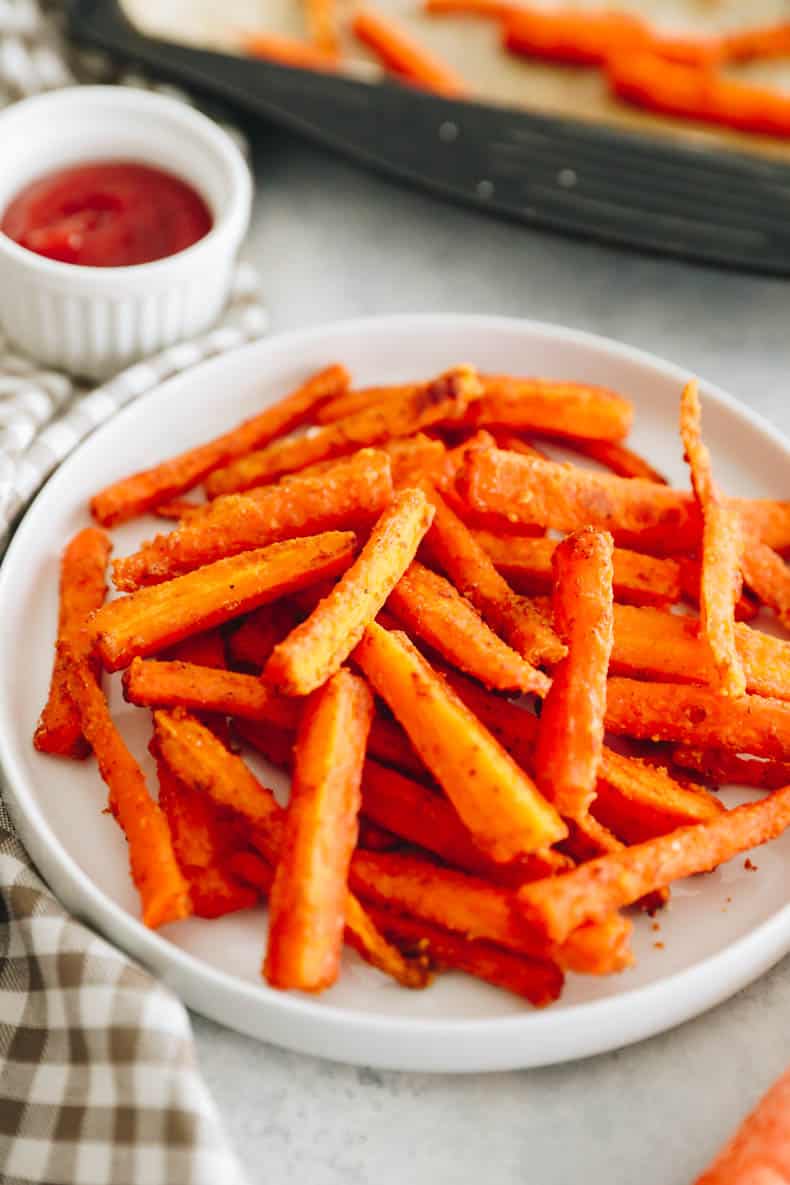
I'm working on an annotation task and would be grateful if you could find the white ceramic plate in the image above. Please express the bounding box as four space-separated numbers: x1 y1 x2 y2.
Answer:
3 315 790 1074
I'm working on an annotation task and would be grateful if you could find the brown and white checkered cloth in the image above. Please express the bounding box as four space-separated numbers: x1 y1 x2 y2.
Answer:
0 4 265 1182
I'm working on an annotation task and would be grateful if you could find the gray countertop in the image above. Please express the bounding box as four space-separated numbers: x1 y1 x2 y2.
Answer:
194 127 790 1185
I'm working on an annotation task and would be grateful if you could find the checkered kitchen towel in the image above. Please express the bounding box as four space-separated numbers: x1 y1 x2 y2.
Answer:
1 4 267 1183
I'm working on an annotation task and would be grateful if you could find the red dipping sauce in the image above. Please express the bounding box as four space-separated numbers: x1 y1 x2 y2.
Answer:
1 161 213 268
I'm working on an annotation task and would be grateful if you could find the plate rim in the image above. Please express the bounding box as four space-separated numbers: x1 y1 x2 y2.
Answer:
3 311 790 1072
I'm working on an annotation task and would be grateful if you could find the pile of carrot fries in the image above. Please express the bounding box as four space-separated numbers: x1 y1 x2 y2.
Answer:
33 358 790 1003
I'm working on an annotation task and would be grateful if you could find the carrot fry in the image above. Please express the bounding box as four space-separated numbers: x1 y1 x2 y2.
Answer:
362 759 571 887
384 435 449 488
153 498 203 521
723 22 790 63
206 366 481 498
387 560 549 694
91 532 356 671
474 529 681 607
243 31 339 70
167 628 227 669
518 782 790 943
680 381 745 697
535 528 614 818
228 603 302 670
123 658 301 729
742 541 790 631
610 604 790 702
265 489 434 696
594 749 723 842
354 623 566 861
560 813 623 863
315 384 415 424
351 6 468 97
358 818 401 851
693 1059 790 1185
677 556 759 622
155 710 423 986
489 432 550 461
367 906 564 1005
458 447 790 554
113 449 393 589
265 670 374 991
34 527 111 758
605 678 790 761
90 364 348 526
673 746 790 792
421 483 565 666
367 716 427 779
63 652 190 929
559 438 667 484
234 719 296 770
467 377 633 442
349 850 632 974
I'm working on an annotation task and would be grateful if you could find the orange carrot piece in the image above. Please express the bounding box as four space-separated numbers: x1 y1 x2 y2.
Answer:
349 849 632 974
489 431 550 461
440 665 540 771
351 6 468 97
681 380 745 698
206 366 481 498
305 0 338 55
265 489 434 695
723 22 790 63
518 782 790 943
234 719 296 770
91 532 356 672
354 623 566 861
421 483 565 666
535 528 614 818
367 906 564 1005
742 541 790 631
424 0 520 17
123 657 301 729
605 678 790 761
474 529 681 607
113 449 393 590
385 435 450 488
693 1059 790 1185
167 628 227 669
227 603 302 670
90 364 348 526
503 7 646 66
610 604 790 702
673 745 790 792
468 377 633 442
458 447 790 554
594 748 723 843
314 384 415 424
367 716 427 779
243 31 339 70
357 817 401 851
153 497 203 521
362 760 571 887
265 671 373 991
34 527 111 758
677 555 759 623
387 560 549 694
607 52 790 138
559 438 668 483
63 652 190 929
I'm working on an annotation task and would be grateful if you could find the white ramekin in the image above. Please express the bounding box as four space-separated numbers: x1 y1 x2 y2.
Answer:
0 87 252 380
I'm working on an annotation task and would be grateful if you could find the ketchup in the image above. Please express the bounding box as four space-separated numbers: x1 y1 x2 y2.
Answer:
1 161 213 267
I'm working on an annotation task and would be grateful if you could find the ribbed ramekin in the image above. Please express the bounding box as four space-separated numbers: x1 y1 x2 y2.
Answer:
0 87 252 380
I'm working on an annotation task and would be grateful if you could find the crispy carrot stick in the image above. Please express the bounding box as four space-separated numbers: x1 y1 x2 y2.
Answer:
207 366 481 498
467 378 633 442
458 447 790 554
672 745 790 792
421 483 565 666
351 6 468 97
518 782 790 943
385 435 450 488
367 906 563 1005
677 556 759 623
113 449 393 589
34 527 111 758
723 22 790 63
605 678 790 761
558 438 668 484
227 603 302 670
387 560 549 694
315 385 415 424
155 710 424 986
610 604 790 701
91 532 356 672
607 52 790 139
167 628 227 668
62 651 190 929
354 623 566 861
367 716 427 779
265 671 374 991
349 850 632 974
680 381 745 697
152 747 256 919
123 658 301 729
742 541 790 631
243 31 339 71
265 489 434 695
234 719 296 770
502 8 721 67
535 528 614 818
362 760 571 887
489 432 550 461
693 1059 790 1185
153 497 203 521
90 364 348 526
474 529 681 607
